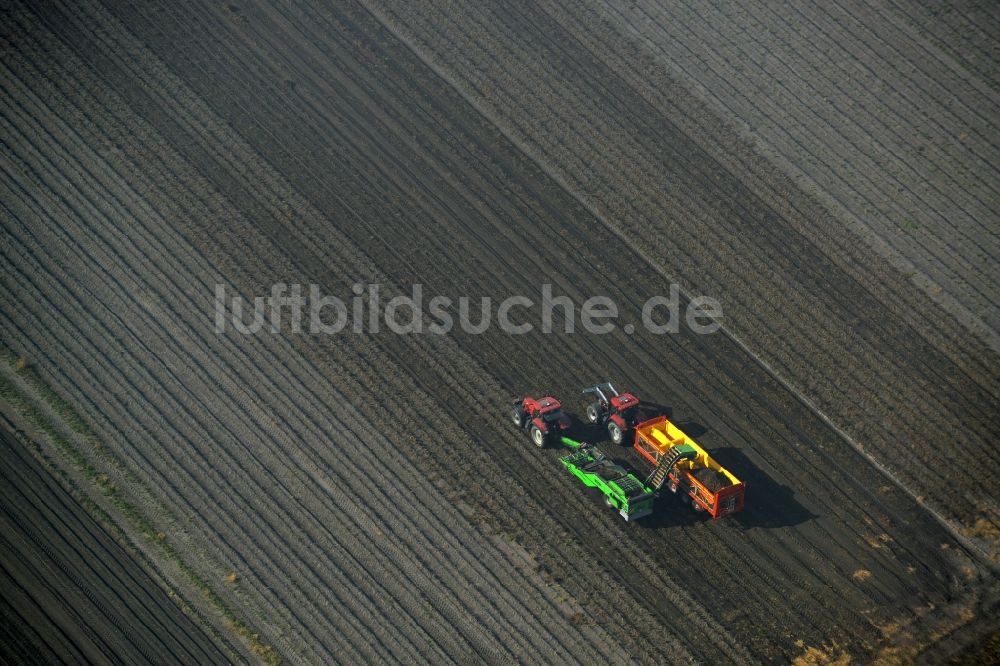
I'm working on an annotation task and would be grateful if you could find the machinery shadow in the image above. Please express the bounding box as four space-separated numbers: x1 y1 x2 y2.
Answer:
710 447 818 529
563 416 609 444
636 401 672 421
637 492 710 529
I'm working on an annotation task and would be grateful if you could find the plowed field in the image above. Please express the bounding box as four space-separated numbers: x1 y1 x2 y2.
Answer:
2 0 998 662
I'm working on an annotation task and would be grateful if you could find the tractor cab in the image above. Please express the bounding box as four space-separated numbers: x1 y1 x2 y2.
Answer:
582 382 643 445
512 395 571 447
529 396 564 417
610 392 640 413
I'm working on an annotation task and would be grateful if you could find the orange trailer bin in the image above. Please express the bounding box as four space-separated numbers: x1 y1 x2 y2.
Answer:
633 416 745 518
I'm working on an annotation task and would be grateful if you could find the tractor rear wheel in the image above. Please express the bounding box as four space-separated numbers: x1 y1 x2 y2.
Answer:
608 422 624 445
511 406 524 427
585 403 600 424
530 425 545 448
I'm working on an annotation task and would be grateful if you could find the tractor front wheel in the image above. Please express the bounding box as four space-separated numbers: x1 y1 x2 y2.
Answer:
530 425 545 448
511 406 524 427
585 403 601 424
608 422 624 445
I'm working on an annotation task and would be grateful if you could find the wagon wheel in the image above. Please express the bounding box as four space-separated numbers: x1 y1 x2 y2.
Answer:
607 421 624 445
604 495 613 508
585 402 601 424
692 497 704 512
511 406 524 427
530 424 545 448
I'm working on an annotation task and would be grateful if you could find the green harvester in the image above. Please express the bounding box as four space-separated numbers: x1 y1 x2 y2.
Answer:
559 437 656 521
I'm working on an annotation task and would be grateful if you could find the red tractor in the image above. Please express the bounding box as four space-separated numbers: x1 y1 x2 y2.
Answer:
582 382 642 445
512 396 572 447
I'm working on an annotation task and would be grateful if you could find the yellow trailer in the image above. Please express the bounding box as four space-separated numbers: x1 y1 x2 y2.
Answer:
633 416 745 518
